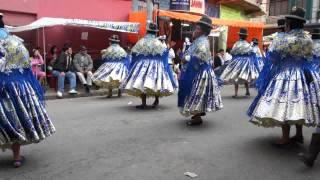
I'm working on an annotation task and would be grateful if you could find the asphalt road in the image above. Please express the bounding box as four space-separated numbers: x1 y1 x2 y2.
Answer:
0 85 319 180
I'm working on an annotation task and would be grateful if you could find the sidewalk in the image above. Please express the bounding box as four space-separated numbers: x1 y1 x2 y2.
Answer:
45 87 109 100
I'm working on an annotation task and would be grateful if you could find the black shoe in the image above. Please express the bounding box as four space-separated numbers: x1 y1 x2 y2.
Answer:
152 99 159 108
136 104 147 109
272 141 293 149
187 118 203 126
290 135 304 144
298 133 320 168
85 85 91 94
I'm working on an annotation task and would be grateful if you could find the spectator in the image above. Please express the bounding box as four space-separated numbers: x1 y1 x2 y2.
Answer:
73 46 93 93
224 48 233 63
213 49 225 76
52 45 78 98
167 42 175 68
30 48 46 82
182 37 191 53
47 45 59 71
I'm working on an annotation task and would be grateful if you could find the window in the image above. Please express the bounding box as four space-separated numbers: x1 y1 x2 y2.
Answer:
269 0 289 16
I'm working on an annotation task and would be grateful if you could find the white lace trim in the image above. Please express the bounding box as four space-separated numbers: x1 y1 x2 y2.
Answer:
131 34 166 56
103 44 127 60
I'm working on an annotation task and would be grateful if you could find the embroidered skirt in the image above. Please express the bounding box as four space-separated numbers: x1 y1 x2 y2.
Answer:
221 54 263 83
178 57 223 117
121 56 177 97
0 68 55 149
248 64 319 128
92 61 128 89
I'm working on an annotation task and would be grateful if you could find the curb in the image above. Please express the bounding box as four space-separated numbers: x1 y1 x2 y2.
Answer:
45 90 108 100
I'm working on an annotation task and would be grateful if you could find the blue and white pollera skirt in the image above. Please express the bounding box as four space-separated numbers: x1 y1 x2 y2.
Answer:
121 57 177 97
92 61 128 88
248 65 320 128
0 68 55 149
221 54 263 83
179 65 223 117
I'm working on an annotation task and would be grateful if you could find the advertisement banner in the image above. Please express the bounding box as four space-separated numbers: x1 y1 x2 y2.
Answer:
190 0 205 14
170 0 190 11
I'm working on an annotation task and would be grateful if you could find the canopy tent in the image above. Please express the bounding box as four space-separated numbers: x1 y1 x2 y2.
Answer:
6 17 140 33
6 17 140 85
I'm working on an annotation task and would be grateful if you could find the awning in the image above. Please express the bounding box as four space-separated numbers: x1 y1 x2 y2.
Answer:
217 0 265 16
6 17 140 33
158 10 265 28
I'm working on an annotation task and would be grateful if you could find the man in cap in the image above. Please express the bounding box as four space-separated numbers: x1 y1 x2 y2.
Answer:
73 45 93 93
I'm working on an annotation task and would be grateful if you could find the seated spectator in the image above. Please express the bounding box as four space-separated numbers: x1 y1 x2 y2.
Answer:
30 47 46 82
73 46 93 93
52 45 78 98
224 48 233 63
47 45 59 71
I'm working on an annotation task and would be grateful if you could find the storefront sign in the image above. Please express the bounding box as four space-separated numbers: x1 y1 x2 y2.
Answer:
170 0 190 11
206 3 219 18
190 0 205 14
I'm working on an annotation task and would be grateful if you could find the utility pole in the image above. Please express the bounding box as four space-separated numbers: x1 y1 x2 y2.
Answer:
147 0 154 22
132 0 139 11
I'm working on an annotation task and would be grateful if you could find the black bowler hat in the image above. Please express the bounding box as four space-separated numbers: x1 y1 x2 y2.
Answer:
239 28 248 36
311 29 320 40
277 18 285 28
252 38 259 45
109 34 120 43
80 45 87 51
196 15 213 29
146 22 159 33
285 6 306 23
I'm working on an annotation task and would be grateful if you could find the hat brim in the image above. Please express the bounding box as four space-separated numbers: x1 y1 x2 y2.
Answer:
147 28 159 32
196 21 213 29
285 15 306 22
238 32 248 36
109 37 120 42
109 38 120 42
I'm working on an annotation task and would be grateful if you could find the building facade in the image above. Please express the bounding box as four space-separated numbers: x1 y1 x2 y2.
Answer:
0 0 132 59
263 0 319 26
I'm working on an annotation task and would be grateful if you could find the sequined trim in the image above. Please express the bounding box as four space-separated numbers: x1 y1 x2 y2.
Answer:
103 44 127 60
131 34 166 56
231 40 253 55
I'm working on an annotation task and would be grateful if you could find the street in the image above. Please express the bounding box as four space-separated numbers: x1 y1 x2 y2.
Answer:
0 85 319 180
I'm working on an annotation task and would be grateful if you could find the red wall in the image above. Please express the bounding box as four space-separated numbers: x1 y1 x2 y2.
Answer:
1 0 132 60
38 0 131 21
0 0 38 15
227 27 264 50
